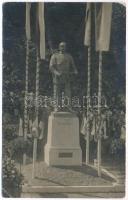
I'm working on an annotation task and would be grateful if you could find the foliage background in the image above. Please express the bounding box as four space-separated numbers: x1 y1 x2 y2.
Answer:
3 3 125 121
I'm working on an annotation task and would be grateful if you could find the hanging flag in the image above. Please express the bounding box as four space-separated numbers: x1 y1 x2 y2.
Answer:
84 3 91 46
26 3 31 40
95 3 112 51
38 2 45 59
25 2 45 59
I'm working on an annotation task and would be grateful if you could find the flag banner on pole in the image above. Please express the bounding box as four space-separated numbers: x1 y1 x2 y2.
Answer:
84 3 91 46
95 3 112 51
25 2 45 59
38 2 45 59
26 3 31 40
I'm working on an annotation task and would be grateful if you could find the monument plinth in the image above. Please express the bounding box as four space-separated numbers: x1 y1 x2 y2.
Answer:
44 112 82 166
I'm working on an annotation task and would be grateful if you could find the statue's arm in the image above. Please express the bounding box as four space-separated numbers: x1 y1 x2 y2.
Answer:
49 54 61 76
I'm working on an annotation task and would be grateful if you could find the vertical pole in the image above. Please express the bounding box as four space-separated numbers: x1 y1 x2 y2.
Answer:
23 39 29 165
86 46 91 165
86 5 91 165
32 48 40 178
97 51 102 177
35 49 40 115
32 137 38 179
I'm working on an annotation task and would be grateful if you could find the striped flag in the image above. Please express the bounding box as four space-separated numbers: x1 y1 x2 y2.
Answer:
95 3 112 51
26 3 31 40
84 3 91 46
38 3 45 59
25 2 45 59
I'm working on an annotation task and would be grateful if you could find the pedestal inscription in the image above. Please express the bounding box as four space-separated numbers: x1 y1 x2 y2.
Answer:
44 112 82 166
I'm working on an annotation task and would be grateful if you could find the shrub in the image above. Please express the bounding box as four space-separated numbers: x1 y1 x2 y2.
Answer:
11 137 33 162
2 144 24 197
110 138 125 158
3 124 18 141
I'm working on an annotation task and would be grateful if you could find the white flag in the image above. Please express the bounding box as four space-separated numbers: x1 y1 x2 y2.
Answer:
38 2 45 59
84 3 91 46
95 3 112 51
26 3 31 40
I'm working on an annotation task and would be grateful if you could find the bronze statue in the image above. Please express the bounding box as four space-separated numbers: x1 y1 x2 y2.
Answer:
49 42 78 111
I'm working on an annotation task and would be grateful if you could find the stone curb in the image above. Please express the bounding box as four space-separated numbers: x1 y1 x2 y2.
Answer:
22 164 125 195
22 184 125 194
87 163 125 186
87 164 118 184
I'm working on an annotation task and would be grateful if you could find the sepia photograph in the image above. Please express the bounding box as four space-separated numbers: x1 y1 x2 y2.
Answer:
2 2 126 198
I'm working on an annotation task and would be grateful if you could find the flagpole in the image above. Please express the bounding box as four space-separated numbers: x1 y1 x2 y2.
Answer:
35 49 40 120
31 2 45 178
94 3 112 177
86 45 91 164
23 2 31 165
23 39 29 165
18 118 23 137
86 4 91 165
32 48 40 179
32 4 40 178
97 51 102 177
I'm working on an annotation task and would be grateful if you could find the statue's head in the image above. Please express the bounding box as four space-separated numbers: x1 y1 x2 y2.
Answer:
59 42 66 53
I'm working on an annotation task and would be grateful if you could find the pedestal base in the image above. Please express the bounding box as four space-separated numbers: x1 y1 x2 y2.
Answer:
44 112 82 166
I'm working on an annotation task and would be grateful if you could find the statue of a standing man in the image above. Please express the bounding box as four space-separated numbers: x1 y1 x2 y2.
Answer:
49 42 78 111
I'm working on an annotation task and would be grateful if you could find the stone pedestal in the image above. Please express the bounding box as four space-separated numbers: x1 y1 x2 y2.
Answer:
44 112 82 166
